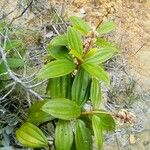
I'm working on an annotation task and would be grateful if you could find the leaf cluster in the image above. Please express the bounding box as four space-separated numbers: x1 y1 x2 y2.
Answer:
16 16 118 150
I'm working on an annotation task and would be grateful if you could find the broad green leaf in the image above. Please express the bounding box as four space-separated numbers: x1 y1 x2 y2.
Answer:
92 115 103 150
96 113 116 131
72 68 91 106
90 78 102 109
82 62 110 85
84 48 115 64
70 16 91 35
0 58 24 79
38 59 76 79
16 122 48 148
46 74 73 99
27 100 54 125
75 120 92 150
96 38 118 51
6 39 23 51
69 49 83 60
79 116 93 133
83 48 97 59
46 78 61 98
7 58 24 68
42 98 81 120
0 58 24 70
66 74 73 99
47 45 72 60
67 27 83 59
97 21 116 35
50 34 68 46
55 120 73 150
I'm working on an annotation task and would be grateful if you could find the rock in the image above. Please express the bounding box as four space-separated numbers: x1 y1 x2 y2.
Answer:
80 8 86 14
129 134 136 145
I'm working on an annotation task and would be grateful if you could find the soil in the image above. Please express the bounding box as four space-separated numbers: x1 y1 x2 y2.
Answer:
52 0 150 91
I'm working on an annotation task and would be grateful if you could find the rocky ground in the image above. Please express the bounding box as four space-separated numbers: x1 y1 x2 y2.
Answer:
54 0 150 91
0 0 150 149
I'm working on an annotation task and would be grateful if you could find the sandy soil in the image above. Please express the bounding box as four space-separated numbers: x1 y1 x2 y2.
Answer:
51 0 150 90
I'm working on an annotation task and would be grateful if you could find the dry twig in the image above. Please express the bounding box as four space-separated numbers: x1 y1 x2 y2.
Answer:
0 30 46 101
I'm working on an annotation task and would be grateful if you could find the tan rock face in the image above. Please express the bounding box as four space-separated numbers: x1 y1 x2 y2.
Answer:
128 46 150 90
63 0 150 90
0 0 18 19
115 1 150 90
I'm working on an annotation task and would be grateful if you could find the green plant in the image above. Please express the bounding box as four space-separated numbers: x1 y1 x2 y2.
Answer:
0 22 26 91
16 16 118 150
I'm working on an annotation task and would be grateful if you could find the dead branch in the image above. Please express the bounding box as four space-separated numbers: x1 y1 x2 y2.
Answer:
0 30 45 101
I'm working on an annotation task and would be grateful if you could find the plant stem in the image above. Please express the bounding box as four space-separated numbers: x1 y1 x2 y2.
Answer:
81 110 112 115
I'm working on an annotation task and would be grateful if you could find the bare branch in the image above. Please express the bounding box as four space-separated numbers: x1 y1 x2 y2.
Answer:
28 79 47 89
0 33 44 100
0 82 16 101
